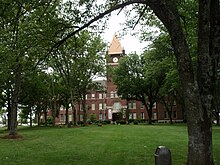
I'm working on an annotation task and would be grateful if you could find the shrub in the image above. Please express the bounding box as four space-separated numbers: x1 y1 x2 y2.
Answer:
128 119 134 124
116 120 126 125
47 116 53 125
102 120 111 124
140 119 147 123
133 120 139 125
89 114 97 123
77 121 84 125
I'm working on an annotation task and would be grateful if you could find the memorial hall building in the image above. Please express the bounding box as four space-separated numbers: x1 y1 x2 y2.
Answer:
49 35 183 124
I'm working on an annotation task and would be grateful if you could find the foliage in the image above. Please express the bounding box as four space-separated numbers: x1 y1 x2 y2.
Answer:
89 114 97 123
113 52 167 124
49 30 106 125
0 0 68 134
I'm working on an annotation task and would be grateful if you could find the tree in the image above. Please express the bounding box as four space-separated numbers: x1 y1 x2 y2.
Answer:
55 0 220 164
19 70 51 127
0 0 70 136
50 30 106 125
113 53 166 124
147 34 182 124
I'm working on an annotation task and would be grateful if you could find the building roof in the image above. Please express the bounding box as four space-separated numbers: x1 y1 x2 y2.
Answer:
108 34 124 55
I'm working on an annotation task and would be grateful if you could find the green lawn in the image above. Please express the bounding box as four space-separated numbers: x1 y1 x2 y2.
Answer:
0 124 219 165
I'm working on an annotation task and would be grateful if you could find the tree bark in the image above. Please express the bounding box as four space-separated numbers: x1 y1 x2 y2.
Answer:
210 0 220 126
7 88 11 131
70 90 77 126
65 97 69 125
82 97 87 125
44 106 48 126
150 1 214 164
143 101 152 125
9 64 21 136
71 100 78 126
29 104 32 127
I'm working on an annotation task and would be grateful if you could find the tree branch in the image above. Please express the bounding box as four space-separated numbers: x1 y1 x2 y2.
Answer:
53 0 154 49
132 5 148 30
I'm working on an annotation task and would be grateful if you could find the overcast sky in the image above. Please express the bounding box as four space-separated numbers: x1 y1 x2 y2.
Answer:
62 0 150 54
102 11 148 54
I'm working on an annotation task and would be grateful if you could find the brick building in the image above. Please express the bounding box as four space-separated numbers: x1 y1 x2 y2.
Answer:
46 34 183 124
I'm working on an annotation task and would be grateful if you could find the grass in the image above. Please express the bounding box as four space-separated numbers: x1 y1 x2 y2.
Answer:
0 124 219 165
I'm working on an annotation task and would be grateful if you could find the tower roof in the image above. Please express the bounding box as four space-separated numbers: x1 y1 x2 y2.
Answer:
108 34 124 55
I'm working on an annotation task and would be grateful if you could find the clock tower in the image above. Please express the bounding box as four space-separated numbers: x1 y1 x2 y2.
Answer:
106 34 126 121
107 34 125 65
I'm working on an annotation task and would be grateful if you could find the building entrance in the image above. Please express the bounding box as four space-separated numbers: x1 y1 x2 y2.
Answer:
112 112 122 121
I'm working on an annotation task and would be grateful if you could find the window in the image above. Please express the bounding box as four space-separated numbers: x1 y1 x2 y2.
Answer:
99 113 103 120
129 113 133 119
99 93 102 99
69 115 72 122
141 102 144 109
115 93 118 98
91 94 95 99
133 113 137 119
92 103 95 110
80 104 87 111
103 113 106 121
80 104 83 111
60 114 64 121
141 112 145 119
103 103 106 109
99 103 103 110
164 111 168 119
103 93 106 98
128 102 136 109
153 112 157 120
86 95 88 100
80 115 83 121
110 91 114 98
153 102 156 108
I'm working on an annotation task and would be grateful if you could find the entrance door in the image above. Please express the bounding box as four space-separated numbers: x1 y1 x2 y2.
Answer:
112 113 122 121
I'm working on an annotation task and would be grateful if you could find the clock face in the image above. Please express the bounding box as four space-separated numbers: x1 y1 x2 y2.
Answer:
113 57 118 63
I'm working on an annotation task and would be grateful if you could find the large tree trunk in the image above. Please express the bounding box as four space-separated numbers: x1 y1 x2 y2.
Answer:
211 1 220 125
44 109 48 126
9 64 21 136
7 90 11 131
71 102 77 126
70 91 77 126
168 108 173 125
185 86 213 165
147 108 152 125
37 111 41 126
150 1 214 164
82 98 87 125
29 104 32 127
52 102 56 127
65 97 69 125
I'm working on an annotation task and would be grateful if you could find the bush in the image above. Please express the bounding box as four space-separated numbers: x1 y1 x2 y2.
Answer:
116 120 126 125
77 121 84 125
47 116 53 125
102 120 111 124
140 119 147 123
128 119 134 124
89 114 97 123
133 120 139 125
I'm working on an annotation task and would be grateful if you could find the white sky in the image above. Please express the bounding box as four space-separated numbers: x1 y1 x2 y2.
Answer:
102 11 148 54
62 0 150 54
